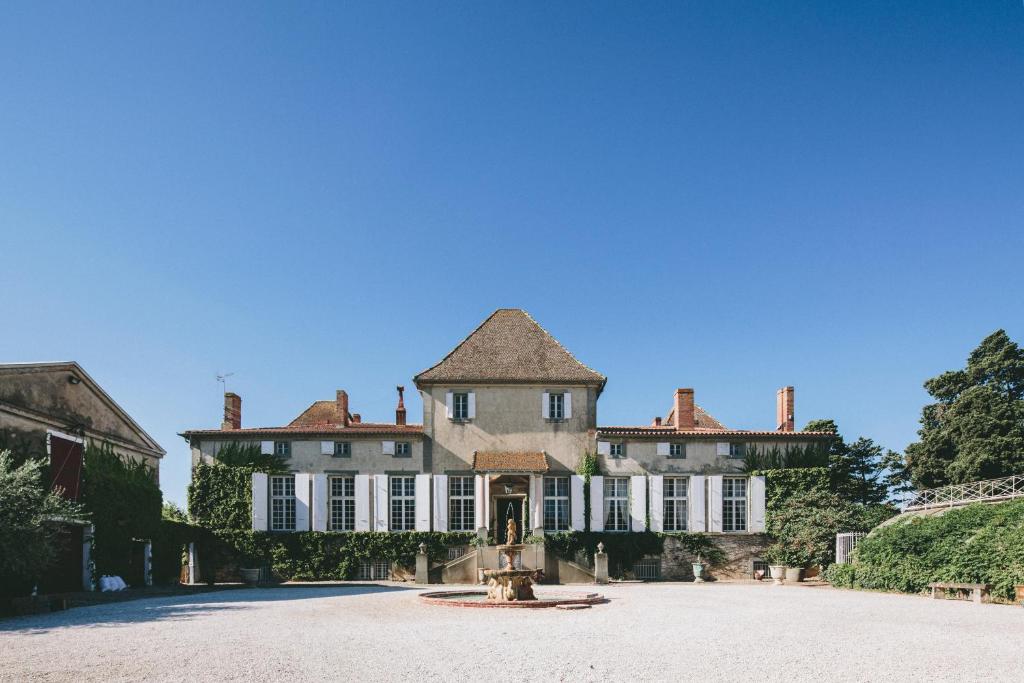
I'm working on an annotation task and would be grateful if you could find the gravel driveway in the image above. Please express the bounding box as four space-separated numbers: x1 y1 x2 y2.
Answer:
1 582 1021 682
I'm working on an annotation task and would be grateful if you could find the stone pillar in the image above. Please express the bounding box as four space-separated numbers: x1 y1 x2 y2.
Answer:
530 474 544 537
594 542 609 584
82 524 95 591
415 543 429 584
143 541 153 587
532 541 546 577
188 542 200 585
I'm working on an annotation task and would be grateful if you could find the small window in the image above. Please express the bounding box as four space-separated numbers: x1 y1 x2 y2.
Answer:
394 442 411 457
274 441 291 457
548 392 564 420
609 443 624 458
729 443 746 459
452 393 469 420
669 443 685 458
334 442 351 457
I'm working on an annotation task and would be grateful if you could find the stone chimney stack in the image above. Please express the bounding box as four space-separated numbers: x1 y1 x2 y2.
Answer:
674 388 695 430
221 392 241 430
395 386 407 426
776 386 795 431
652 416 662 427
336 390 350 427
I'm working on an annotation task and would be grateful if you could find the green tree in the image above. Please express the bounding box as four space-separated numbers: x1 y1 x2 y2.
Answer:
802 420 889 504
162 501 188 522
905 330 1024 488
0 450 87 586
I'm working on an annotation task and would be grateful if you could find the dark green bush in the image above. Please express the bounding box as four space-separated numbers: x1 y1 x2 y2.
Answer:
844 499 1024 602
823 562 856 588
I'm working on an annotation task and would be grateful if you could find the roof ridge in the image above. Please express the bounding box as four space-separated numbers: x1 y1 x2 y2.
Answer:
413 309 504 381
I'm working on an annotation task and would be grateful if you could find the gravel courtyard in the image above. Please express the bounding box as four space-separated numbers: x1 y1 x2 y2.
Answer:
2 582 1021 682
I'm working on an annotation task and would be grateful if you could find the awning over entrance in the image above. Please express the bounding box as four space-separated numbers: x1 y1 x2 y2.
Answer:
472 451 548 473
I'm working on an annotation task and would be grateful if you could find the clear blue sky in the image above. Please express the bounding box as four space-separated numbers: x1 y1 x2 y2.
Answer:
2 2 1022 506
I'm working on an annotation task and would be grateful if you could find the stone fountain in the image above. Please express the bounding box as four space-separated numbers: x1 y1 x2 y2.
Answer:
482 517 537 602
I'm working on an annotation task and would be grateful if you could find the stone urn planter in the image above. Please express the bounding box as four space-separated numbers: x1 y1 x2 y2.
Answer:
691 563 705 583
784 567 804 583
239 568 261 585
769 565 786 585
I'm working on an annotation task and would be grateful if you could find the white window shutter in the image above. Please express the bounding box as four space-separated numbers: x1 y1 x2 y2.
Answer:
656 442 670 456
312 474 328 531
716 442 730 457
749 475 766 533
630 475 647 532
445 391 454 419
649 475 664 532
374 474 389 531
689 475 706 532
570 475 585 531
415 474 431 531
467 392 476 419
354 474 371 531
709 475 724 532
597 441 610 456
261 441 274 456
530 476 543 534
563 391 572 419
474 474 486 530
382 441 395 455
320 441 334 456
251 472 268 531
294 473 311 532
433 474 449 532
542 392 550 419
589 476 604 532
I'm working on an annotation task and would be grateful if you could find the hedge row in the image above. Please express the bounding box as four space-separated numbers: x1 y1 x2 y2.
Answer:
825 499 1024 602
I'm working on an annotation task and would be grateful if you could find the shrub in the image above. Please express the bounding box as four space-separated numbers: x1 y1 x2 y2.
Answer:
845 499 1024 602
766 489 875 568
543 531 724 577
823 562 856 588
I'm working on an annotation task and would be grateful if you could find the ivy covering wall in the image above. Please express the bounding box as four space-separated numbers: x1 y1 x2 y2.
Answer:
825 499 1024 602
188 463 258 531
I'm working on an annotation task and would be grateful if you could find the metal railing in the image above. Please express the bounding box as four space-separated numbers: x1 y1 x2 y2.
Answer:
905 474 1024 511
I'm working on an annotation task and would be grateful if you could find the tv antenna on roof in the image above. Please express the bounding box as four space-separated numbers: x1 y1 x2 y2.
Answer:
216 372 235 394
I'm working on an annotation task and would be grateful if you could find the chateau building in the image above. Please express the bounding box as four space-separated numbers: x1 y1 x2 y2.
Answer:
182 309 828 579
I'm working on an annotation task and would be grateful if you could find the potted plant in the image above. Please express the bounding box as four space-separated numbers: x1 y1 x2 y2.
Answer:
763 544 787 584
692 553 706 583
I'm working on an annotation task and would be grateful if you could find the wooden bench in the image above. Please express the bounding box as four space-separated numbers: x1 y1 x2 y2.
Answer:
928 582 990 604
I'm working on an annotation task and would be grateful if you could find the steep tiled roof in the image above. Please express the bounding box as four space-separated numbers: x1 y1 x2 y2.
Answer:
290 400 343 426
181 423 422 438
473 451 549 473
415 309 606 387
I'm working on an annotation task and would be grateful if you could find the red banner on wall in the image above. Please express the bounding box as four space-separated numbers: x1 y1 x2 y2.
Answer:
49 435 83 501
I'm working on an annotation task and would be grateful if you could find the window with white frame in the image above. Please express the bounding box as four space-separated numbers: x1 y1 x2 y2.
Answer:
609 443 624 458
543 476 570 532
390 475 416 531
329 475 355 531
669 443 685 458
604 477 629 531
729 442 746 458
548 392 564 420
274 441 291 457
448 476 475 532
334 442 351 457
723 477 748 532
452 393 469 420
394 442 411 457
270 475 296 531
663 477 688 531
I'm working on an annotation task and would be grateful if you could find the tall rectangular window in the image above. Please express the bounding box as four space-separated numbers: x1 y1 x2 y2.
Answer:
543 476 569 532
270 475 296 531
604 477 629 532
548 392 564 420
723 477 747 532
274 441 291 457
448 476 475 532
329 475 355 531
663 477 688 532
453 393 469 420
390 475 416 531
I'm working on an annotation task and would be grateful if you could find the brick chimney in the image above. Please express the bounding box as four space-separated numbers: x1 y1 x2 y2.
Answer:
776 386 795 431
652 416 662 427
221 392 241 430
336 390 350 427
674 388 695 430
351 413 361 424
395 386 407 426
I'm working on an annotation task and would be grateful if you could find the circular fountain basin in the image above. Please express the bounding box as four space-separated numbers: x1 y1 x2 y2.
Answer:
419 589 606 609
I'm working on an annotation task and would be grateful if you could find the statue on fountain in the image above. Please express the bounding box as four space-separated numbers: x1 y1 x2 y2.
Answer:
482 513 536 602
505 517 517 545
